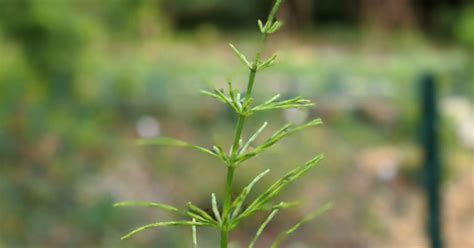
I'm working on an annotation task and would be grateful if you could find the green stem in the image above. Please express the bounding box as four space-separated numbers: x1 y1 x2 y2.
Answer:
223 166 236 215
220 1 282 245
231 68 257 152
230 115 247 158
220 165 234 248
245 69 257 102
220 228 229 248
220 65 258 248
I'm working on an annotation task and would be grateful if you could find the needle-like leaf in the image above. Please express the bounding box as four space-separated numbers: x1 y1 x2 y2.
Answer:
249 209 280 248
265 0 283 28
201 90 235 111
262 94 281 106
192 219 198 248
114 201 183 215
229 44 252 69
268 20 284 33
231 169 270 220
271 202 333 248
252 96 313 113
187 202 219 226
212 193 222 224
213 145 230 165
202 83 250 116
137 137 217 158
240 122 268 155
236 119 323 164
271 201 300 210
214 88 241 113
239 154 324 219
257 19 266 33
121 221 210 240
257 54 277 71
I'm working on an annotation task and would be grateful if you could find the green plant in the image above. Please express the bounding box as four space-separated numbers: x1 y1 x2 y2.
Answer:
115 0 331 247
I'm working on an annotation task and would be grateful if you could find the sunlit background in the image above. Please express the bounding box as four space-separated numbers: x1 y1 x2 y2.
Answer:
0 0 473 247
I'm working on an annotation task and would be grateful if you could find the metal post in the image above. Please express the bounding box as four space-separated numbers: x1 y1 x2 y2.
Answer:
420 74 443 248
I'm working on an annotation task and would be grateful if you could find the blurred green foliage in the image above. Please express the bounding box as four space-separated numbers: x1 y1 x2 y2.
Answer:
455 6 474 49
0 0 472 247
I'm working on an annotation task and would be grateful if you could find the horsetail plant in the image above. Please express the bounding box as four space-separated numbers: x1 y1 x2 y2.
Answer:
114 0 331 247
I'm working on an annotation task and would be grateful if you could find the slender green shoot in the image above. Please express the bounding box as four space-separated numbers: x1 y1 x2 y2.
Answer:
115 0 332 246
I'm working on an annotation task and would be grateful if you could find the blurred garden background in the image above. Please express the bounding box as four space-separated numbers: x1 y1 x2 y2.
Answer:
0 0 473 247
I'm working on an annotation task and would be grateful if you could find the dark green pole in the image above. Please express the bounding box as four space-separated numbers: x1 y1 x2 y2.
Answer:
420 74 443 248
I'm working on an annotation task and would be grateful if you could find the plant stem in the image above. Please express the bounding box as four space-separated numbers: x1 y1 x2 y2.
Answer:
221 65 258 248
220 1 281 244
229 69 257 158
220 228 229 248
221 164 234 247
245 69 257 102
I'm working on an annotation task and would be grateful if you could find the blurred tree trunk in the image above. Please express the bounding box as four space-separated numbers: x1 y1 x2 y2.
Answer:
283 0 315 29
360 0 417 31
415 0 467 31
